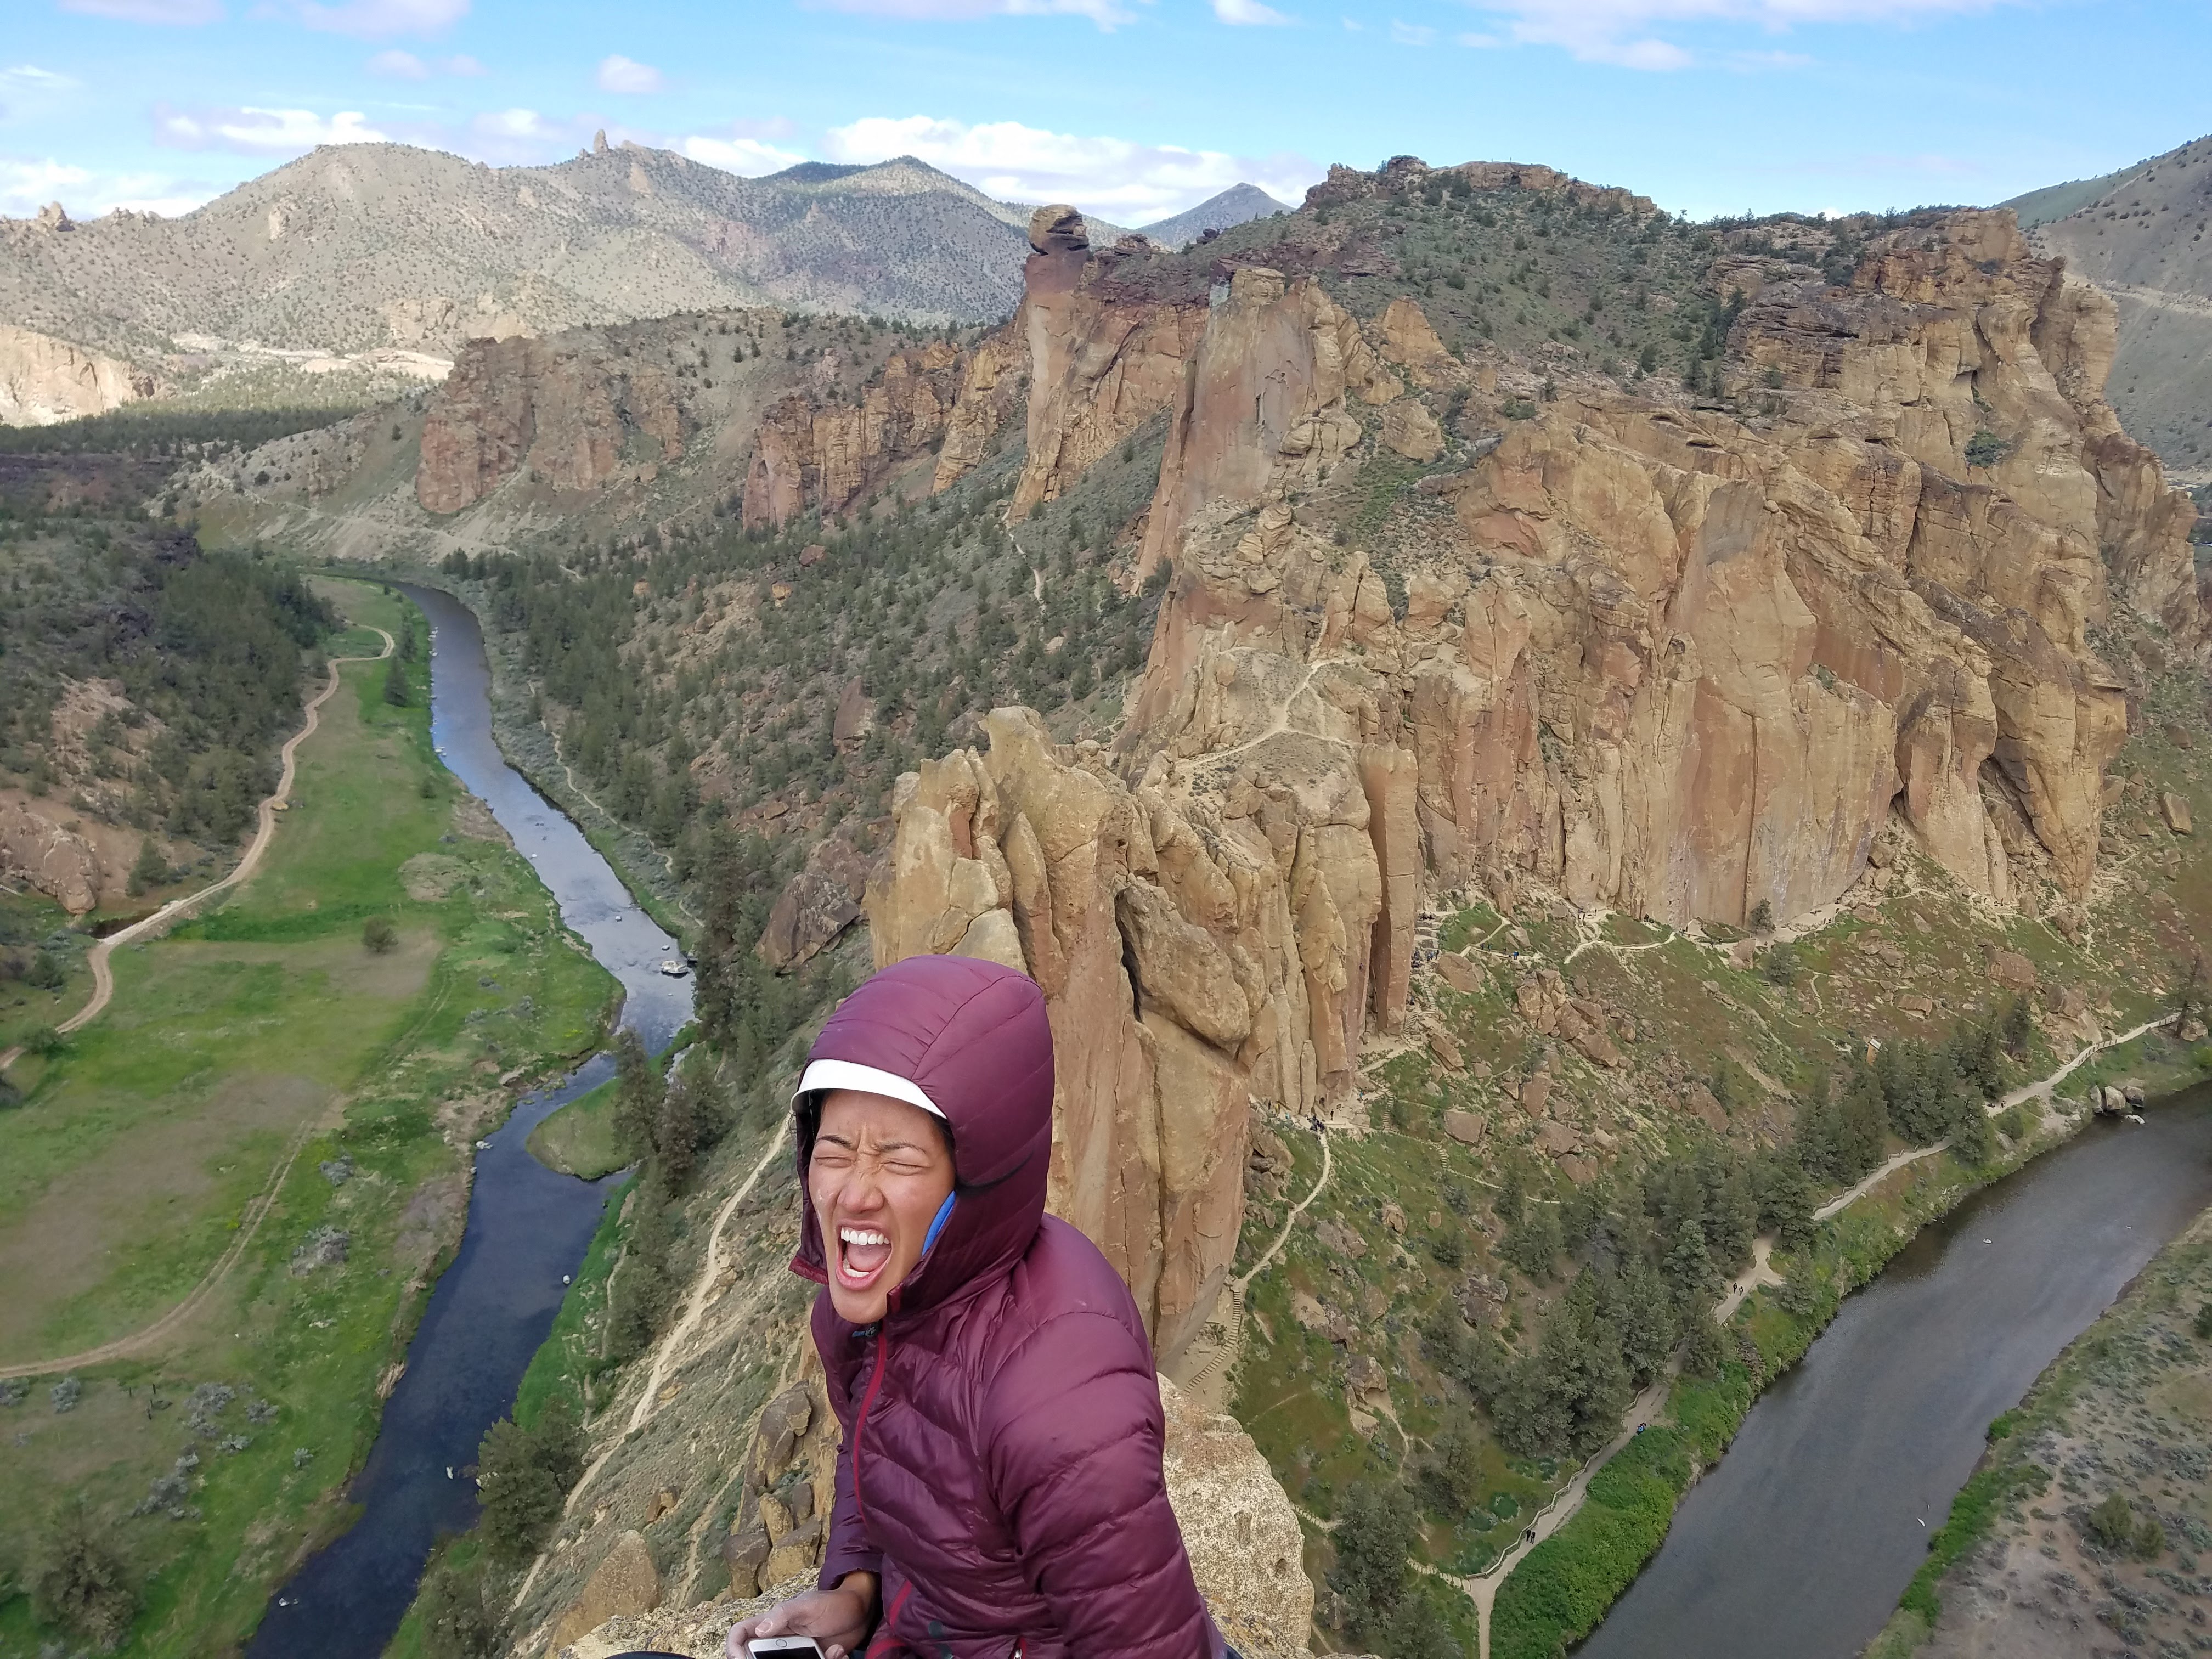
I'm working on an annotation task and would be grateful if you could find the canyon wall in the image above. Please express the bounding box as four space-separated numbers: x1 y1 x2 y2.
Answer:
0 324 147 425
417 333 682 513
867 197 2205 1362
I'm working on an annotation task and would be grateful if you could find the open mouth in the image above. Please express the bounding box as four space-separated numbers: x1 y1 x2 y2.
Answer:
836 1223 894 1290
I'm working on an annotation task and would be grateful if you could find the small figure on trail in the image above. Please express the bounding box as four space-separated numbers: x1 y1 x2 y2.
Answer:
728 955 1227 1659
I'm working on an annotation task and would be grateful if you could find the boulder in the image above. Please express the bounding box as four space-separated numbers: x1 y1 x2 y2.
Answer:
2164 792 2194 834
1428 1028 1465 1071
1518 1071 1551 1116
756 835 872 970
1989 950 2038 991
1435 951 1483 995
1344 1354 1387 1400
1380 398 1444 462
1442 1109 1486 1147
543 1531 659 1658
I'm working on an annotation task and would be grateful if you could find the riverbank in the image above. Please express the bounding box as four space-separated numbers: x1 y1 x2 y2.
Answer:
1864 1183 2212 1657
337 565 702 948
0 581 618 1657
1489 1018 2212 1659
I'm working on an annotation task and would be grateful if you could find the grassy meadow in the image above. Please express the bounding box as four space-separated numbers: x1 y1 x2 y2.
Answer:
0 579 616 1658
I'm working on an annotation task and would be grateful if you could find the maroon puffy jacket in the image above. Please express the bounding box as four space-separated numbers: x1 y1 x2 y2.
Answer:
790 954 1224 1659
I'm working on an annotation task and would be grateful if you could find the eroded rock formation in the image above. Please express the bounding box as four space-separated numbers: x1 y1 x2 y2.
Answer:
870 200 2204 1363
1013 205 1209 521
552 1376 1310 1659
0 324 148 425
417 333 682 514
741 340 987 530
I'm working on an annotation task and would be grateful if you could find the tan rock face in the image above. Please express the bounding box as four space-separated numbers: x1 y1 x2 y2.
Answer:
417 334 681 514
1013 211 1209 522
0 794 108 914
1122 208 2183 931
543 1530 659 1658
0 325 148 425
869 706 1407 1361
741 342 978 531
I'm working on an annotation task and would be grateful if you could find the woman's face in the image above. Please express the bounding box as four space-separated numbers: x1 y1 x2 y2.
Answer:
809 1088 956 1325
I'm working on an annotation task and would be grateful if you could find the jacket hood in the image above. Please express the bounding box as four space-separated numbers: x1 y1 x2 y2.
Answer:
792 954 1056 1322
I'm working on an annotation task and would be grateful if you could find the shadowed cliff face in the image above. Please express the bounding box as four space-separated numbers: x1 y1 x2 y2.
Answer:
866 189 2206 1365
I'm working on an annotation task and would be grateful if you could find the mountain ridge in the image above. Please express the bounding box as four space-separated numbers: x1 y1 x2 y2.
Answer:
2007 133 2212 473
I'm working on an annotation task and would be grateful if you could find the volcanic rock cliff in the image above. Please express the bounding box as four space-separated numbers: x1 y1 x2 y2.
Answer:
866 191 2205 1363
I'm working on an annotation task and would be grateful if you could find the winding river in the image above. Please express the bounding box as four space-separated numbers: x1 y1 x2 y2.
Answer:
246 584 690 1659
1577 1088 2212 1659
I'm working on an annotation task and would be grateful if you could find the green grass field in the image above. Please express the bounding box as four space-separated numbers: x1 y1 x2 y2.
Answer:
0 579 617 1658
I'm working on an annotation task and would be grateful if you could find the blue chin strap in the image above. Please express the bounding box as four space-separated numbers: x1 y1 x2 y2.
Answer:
921 1192 958 1254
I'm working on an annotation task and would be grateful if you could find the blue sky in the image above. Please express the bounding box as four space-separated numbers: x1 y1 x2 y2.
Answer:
4 0 2207 227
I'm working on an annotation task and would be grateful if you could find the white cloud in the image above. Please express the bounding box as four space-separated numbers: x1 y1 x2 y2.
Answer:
443 53 484 72
824 113 1319 224
1214 0 1292 21
1460 0 2013 68
595 54 665 94
2 65 83 90
154 104 390 151
808 0 1144 28
1390 17 1435 41
682 133 808 174
2 157 215 218
58 0 222 21
472 106 555 139
0 158 91 214
289 0 469 38
368 48 429 76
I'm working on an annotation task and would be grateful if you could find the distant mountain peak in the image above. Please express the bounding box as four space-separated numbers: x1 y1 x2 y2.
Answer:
1138 184 1294 250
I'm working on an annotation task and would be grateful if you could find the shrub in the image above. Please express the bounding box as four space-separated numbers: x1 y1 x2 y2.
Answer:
363 916 398 953
1747 898 1774 933
2194 1301 2212 1340
382 656 411 707
2083 1491 2162 1558
21 1025 65 1058
1330 1481 1416 1640
417 1542 509 1659
476 1397 582 1564
1964 430 2006 469
30 1499 138 1650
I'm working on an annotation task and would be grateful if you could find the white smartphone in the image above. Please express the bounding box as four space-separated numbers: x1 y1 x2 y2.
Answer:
748 1640 827 1659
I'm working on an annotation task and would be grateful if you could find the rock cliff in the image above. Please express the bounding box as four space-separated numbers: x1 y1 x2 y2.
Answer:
866 197 2205 1367
0 324 148 425
418 332 684 514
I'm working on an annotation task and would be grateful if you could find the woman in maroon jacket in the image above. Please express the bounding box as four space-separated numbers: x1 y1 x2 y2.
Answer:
726 953 1226 1659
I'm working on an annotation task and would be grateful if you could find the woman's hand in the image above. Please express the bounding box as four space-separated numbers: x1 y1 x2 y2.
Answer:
724 1572 879 1659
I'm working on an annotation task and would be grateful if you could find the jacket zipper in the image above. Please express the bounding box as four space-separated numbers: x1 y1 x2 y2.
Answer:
851 1323 891 1523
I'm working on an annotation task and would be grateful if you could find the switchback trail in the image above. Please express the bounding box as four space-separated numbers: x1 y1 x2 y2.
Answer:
0 628 393 1379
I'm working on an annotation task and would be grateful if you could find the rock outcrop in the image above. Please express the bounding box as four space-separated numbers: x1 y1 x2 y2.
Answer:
1128 210 2187 928
553 1376 1310 1659
0 794 109 914
741 341 979 531
866 703 1415 1361
0 324 147 425
870 199 2203 1368
418 333 682 514
1013 206 1209 520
